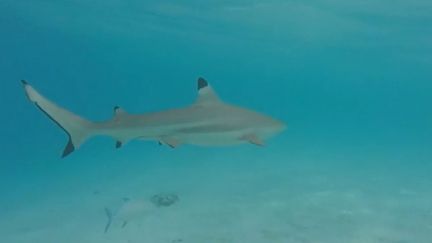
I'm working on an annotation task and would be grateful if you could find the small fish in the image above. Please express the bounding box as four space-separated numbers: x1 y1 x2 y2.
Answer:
104 198 153 233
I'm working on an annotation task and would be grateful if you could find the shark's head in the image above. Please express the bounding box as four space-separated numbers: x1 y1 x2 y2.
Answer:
270 118 287 134
257 116 286 140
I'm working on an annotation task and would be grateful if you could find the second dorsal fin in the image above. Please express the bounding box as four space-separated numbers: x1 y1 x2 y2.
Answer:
113 106 128 117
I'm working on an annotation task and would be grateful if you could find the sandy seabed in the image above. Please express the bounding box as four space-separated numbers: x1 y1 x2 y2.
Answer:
2 148 432 243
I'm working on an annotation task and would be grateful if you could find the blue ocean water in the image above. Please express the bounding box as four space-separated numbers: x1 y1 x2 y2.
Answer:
1 1 432 242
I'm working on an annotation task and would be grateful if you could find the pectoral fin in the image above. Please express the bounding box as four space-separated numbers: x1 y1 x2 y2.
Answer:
160 137 181 148
241 134 265 146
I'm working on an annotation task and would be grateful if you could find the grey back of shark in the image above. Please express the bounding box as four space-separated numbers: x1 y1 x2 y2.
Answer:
22 78 286 157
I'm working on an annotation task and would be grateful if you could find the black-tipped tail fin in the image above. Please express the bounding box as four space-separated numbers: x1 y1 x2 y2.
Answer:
22 81 95 158
62 139 75 158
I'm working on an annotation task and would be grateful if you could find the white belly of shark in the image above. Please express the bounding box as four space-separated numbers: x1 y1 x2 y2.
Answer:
22 77 286 157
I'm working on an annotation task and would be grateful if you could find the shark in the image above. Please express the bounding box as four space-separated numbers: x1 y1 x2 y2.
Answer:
22 77 286 158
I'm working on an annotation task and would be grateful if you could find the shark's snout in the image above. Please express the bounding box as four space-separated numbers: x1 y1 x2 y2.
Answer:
257 118 286 140
277 120 287 132
270 117 286 132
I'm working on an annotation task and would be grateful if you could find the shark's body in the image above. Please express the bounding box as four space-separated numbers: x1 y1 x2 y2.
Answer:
22 78 285 157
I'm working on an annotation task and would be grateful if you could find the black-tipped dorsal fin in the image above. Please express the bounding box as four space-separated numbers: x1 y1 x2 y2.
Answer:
195 77 221 105
197 77 208 90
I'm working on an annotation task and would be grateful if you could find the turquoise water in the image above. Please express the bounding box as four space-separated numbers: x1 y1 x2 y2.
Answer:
1 1 432 242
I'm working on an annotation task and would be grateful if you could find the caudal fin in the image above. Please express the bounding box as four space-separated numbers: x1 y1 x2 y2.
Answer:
104 207 113 233
22 80 94 158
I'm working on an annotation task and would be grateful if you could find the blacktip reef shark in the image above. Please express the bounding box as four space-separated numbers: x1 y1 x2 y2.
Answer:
22 78 286 158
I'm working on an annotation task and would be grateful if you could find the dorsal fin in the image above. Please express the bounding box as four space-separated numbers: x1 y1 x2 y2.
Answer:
113 106 128 117
195 77 221 105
